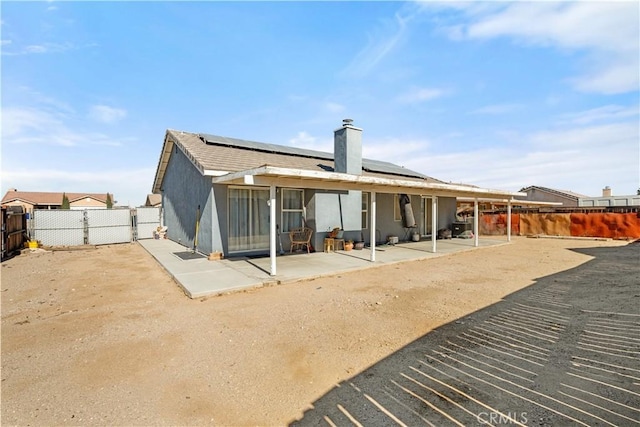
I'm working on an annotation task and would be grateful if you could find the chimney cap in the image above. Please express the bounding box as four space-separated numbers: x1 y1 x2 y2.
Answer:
342 118 354 126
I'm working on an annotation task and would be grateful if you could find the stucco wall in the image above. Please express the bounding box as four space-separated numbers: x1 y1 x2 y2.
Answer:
161 147 214 254
70 198 106 209
570 212 640 238
521 213 572 236
480 213 520 235
308 193 458 246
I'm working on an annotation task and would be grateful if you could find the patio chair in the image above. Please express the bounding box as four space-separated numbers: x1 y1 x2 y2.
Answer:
289 227 313 253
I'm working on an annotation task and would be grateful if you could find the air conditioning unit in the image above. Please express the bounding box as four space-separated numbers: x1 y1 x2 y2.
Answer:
452 221 473 237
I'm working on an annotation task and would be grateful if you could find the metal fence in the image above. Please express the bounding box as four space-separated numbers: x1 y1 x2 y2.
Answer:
30 207 161 246
135 207 162 240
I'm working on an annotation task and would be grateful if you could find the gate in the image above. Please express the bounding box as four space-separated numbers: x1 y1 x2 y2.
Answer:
86 209 132 245
135 207 161 240
31 208 161 246
32 210 85 246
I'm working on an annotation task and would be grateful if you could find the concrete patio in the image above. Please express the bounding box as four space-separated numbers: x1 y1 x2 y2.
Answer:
138 236 510 298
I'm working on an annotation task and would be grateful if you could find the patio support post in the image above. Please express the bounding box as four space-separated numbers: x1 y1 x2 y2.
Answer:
269 185 276 276
432 196 437 253
370 191 376 262
474 198 479 247
507 200 512 242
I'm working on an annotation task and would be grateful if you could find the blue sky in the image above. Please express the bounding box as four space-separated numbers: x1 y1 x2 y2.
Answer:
2 1 639 206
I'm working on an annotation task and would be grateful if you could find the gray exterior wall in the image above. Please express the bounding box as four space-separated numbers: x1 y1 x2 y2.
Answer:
307 190 362 250
161 147 214 254
334 126 362 175
210 185 226 253
365 194 457 244
306 192 458 247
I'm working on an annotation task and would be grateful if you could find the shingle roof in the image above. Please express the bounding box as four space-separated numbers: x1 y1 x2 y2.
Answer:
1 191 112 206
145 193 162 206
157 130 444 190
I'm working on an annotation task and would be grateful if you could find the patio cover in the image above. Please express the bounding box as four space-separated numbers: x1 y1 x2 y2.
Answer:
212 165 527 275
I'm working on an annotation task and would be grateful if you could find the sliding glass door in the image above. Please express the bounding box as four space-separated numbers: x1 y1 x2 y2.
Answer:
228 187 270 252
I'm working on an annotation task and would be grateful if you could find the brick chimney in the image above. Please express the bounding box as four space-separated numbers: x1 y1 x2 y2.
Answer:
334 118 362 175
602 186 612 197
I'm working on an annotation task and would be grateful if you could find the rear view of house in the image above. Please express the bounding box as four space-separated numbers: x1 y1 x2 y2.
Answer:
152 120 523 261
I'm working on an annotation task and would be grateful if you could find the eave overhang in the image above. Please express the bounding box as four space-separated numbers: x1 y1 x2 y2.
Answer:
211 165 526 199
457 197 563 207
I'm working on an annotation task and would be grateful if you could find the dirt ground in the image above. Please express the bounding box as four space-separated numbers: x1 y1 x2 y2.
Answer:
0 236 631 426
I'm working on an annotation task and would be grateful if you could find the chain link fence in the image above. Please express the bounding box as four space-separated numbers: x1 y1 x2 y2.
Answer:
30 207 161 246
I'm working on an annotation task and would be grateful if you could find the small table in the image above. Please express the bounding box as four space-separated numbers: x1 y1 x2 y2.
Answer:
324 238 345 252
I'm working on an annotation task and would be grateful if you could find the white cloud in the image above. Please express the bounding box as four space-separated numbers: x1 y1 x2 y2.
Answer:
363 137 433 168
556 104 639 125
341 3 421 78
324 102 345 114
470 103 524 115
288 131 333 153
396 87 447 104
2 106 127 147
3 42 74 56
398 120 639 196
432 2 640 94
89 105 127 124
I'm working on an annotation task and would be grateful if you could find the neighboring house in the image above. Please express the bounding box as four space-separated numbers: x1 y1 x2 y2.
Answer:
578 186 640 207
518 186 587 207
152 119 524 266
1 189 115 213
145 193 162 207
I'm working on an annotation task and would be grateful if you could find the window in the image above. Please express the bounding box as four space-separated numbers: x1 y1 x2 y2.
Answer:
361 192 369 229
394 194 402 221
281 189 304 232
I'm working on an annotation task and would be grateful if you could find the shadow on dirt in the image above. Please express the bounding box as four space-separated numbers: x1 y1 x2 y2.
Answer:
292 242 640 426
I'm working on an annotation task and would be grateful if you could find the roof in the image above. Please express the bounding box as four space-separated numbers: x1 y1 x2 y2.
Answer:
145 193 162 206
153 129 525 200
519 186 588 200
153 130 444 193
1 191 113 206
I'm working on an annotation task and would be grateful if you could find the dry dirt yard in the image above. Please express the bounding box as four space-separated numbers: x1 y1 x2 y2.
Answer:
0 236 631 426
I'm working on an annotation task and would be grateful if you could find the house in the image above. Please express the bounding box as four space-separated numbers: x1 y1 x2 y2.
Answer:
152 119 524 274
145 193 162 207
518 186 587 207
1 189 115 213
578 186 640 207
